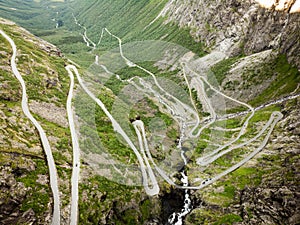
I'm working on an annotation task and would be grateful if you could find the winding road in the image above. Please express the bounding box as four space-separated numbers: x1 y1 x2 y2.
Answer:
66 66 80 225
0 30 61 225
0 11 296 225
72 13 96 49
95 28 287 192
62 21 293 225
65 65 160 196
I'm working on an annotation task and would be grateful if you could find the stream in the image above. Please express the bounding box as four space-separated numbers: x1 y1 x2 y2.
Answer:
167 171 192 225
168 121 192 225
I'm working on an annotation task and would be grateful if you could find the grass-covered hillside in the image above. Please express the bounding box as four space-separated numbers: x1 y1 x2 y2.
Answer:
0 0 205 67
0 18 168 224
0 0 56 30
0 18 71 223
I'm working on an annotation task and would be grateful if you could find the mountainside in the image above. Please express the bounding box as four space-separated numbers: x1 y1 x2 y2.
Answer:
160 0 300 69
0 18 166 225
0 18 69 224
0 0 206 66
0 1 299 225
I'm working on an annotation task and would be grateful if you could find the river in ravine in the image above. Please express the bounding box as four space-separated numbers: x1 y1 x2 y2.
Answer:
167 170 192 225
167 127 193 225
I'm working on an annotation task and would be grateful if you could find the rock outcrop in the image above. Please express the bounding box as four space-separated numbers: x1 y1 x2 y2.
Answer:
161 0 300 69
255 0 300 13
238 99 300 225
156 1 300 224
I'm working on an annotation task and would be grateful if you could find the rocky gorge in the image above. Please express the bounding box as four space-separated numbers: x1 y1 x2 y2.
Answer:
0 0 299 224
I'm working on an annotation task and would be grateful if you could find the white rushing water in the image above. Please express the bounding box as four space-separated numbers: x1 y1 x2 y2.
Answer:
168 126 192 225
168 170 192 225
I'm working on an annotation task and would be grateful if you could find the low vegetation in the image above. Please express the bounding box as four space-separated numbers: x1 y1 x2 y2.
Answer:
0 20 72 220
249 54 300 106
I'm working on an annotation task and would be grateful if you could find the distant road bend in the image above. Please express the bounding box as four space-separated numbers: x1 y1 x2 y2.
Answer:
0 30 61 225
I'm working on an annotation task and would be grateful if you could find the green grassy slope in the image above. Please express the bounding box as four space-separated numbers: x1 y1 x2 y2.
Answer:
0 18 163 224
0 0 56 30
0 0 205 66
0 19 71 223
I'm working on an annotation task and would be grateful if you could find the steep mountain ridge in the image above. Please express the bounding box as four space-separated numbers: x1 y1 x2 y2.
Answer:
160 0 300 69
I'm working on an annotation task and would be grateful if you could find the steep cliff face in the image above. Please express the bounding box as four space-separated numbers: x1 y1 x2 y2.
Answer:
161 0 300 69
157 2 300 224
